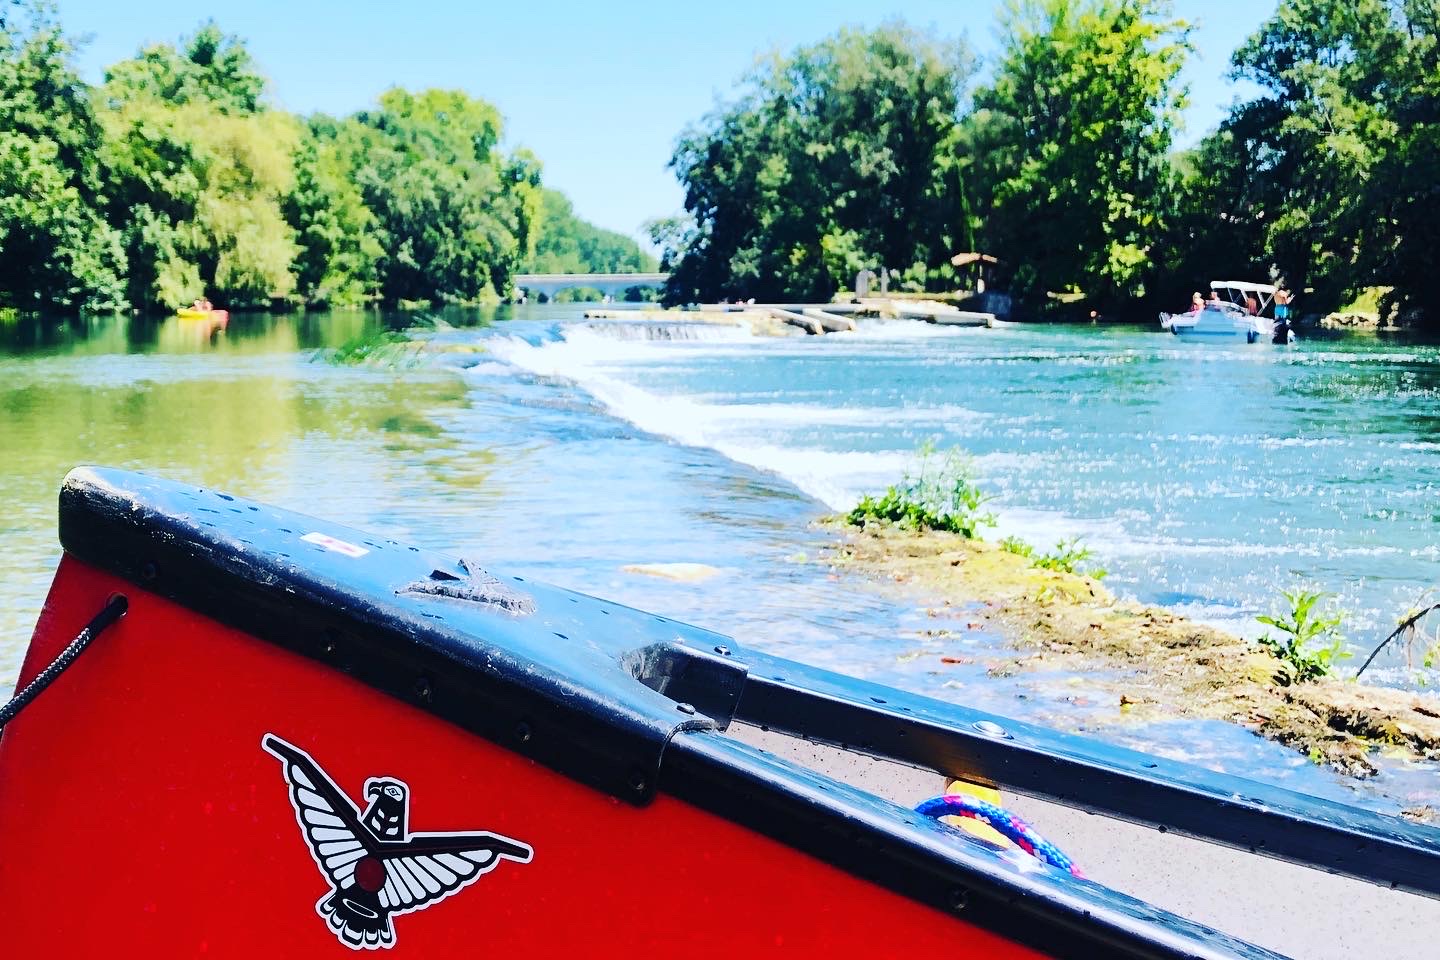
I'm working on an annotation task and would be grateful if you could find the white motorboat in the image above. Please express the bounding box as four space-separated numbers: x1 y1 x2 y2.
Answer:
1161 281 1284 343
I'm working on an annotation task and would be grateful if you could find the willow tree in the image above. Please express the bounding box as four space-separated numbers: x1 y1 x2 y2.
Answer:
969 0 1190 309
659 23 976 304
99 24 298 309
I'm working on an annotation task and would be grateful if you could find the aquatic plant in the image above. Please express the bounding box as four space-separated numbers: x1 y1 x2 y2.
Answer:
1256 589 1350 685
846 443 995 538
319 328 424 367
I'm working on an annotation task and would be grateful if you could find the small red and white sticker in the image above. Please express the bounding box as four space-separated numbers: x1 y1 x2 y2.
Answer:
300 532 369 558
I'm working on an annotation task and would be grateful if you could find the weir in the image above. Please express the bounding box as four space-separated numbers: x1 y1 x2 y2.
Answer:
582 300 994 336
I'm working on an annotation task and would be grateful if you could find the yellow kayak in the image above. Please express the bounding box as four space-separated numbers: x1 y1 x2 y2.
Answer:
175 308 229 327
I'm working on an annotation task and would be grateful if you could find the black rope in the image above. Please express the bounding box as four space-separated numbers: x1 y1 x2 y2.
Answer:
0 594 128 732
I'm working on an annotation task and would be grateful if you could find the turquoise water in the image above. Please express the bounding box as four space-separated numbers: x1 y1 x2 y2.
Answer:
494 317 1440 685
3 306 1439 814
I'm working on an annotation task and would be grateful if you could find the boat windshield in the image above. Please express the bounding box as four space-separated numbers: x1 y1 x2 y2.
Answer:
1210 280 1276 314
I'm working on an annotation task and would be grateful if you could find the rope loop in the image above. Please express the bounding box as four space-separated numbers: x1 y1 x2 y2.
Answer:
916 793 1084 878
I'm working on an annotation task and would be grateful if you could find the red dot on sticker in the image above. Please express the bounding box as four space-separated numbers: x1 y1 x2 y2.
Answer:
355 857 386 892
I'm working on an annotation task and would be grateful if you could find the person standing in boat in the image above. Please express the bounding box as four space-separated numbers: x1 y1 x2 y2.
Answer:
1245 292 1259 315
1188 292 1203 313
1274 287 1291 323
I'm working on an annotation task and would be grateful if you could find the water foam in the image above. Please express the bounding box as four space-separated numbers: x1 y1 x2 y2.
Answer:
487 325 911 509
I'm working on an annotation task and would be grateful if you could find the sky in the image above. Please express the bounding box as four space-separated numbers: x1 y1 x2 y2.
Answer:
53 0 1274 246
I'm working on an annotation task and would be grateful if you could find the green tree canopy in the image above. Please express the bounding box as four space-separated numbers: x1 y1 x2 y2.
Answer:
343 88 541 304
659 23 976 304
526 188 655 274
1214 0 1440 320
99 23 298 309
101 21 265 114
0 2 125 311
968 0 1191 309
285 115 385 306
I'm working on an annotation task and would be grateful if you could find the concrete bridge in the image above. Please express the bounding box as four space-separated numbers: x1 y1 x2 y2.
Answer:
513 273 669 300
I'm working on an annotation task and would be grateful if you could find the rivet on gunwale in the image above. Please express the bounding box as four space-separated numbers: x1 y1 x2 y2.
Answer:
972 720 1011 739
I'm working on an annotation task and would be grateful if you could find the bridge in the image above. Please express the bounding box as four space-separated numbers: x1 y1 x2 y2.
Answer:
513 273 670 300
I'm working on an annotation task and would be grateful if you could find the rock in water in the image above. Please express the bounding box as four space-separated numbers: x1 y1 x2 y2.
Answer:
621 562 722 582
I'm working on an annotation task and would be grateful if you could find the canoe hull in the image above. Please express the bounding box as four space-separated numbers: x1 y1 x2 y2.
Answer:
0 557 1039 958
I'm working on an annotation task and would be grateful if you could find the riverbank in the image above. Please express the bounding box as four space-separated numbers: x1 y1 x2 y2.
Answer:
820 519 1440 812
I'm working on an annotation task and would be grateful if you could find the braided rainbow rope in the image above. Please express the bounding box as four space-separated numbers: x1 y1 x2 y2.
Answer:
916 794 1084 878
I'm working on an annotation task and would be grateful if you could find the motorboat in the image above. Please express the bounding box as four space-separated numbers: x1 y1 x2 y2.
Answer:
0 467 1436 957
1161 281 1282 343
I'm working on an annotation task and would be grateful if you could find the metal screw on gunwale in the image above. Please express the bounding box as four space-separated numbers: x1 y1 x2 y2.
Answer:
972 720 1011 739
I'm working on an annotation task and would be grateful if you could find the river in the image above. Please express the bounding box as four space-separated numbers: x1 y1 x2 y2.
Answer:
3 304 1438 814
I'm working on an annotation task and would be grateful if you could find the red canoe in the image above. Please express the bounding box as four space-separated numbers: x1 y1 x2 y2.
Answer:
0 467 1437 958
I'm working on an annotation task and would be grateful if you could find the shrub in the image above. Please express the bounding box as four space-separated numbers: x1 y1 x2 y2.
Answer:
846 443 995 538
1256 589 1350 685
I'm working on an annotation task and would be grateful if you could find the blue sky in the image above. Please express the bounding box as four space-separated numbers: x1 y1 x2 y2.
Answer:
54 0 1273 245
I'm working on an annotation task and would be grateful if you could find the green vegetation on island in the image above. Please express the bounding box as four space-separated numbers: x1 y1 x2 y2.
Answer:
835 446 1440 776
656 0 1440 327
0 5 650 314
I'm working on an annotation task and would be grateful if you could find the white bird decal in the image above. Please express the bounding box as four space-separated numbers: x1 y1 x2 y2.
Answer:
263 735 532 950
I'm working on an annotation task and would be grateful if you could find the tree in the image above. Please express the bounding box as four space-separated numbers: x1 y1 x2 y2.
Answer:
660 23 975 304
970 0 1190 310
347 88 541 304
99 23 298 309
526 188 655 274
286 115 385 305
101 21 263 114
1220 0 1403 314
1369 1 1440 322
0 2 126 312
